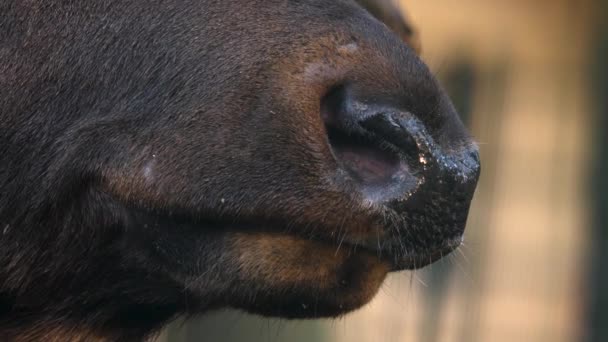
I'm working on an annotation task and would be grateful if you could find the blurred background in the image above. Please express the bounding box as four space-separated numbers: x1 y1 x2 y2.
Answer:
158 0 608 341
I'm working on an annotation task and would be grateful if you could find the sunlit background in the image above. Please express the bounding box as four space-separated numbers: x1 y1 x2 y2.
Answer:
158 0 608 341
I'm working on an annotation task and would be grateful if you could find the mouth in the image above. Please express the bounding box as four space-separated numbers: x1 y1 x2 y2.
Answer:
129 203 463 272
221 214 465 271
209 219 464 318
116 192 469 319
141 206 463 272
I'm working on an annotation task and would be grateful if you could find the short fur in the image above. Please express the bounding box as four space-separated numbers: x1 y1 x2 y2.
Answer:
0 0 479 340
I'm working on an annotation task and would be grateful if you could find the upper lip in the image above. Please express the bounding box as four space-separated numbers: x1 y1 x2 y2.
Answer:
341 232 463 271
130 202 462 272
387 236 462 271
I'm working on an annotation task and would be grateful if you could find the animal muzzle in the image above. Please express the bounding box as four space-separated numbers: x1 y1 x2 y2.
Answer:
322 87 480 270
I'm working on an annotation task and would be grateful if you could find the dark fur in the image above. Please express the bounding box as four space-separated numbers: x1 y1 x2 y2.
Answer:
355 0 420 52
0 1 479 340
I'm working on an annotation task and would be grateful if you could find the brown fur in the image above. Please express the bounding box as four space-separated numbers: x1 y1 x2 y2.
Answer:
0 0 479 340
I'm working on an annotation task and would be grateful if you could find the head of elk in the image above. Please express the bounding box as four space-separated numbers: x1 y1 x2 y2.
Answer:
0 0 479 339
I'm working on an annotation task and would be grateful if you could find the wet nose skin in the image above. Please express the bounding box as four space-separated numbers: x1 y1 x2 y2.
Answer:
323 85 480 204
322 84 480 270
364 111 480 270
360 111 481 205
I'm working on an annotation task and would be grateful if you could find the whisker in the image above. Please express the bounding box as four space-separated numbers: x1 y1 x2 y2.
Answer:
334 214 349 256
456 246 470 265
414 273 427 287
450 253 475 285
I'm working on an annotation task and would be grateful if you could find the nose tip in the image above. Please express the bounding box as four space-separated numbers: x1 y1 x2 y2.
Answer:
360 110 480 202
322 85 480 205
322 84 480 270
356 111 479 271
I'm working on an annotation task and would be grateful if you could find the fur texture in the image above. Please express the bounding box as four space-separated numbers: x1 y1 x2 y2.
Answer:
0 0 479 340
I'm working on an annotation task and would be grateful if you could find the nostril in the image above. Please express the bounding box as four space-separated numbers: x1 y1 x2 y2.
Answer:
320 85 345 127
358 113 419 157
320 85 480 207
321 86 408 186
324 126 403 185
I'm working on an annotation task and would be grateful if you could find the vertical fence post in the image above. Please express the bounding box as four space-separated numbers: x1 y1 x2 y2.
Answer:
588 2 608 340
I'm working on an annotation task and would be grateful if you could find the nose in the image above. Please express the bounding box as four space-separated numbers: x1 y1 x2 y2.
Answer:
322 85 480 205
322 84 480 266
359 110 481 206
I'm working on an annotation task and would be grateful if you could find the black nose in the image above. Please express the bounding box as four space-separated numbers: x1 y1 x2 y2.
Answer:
322 84 480 270
322 85 480 207
360 111 481 204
